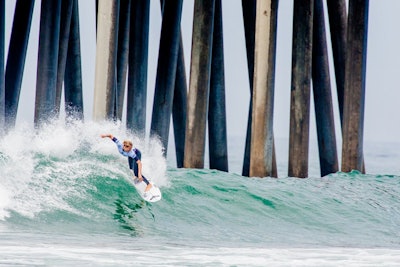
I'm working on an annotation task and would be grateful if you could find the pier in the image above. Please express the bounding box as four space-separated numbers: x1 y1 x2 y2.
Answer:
1 0 371 178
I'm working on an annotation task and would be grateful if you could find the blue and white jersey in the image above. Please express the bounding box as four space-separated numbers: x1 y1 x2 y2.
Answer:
112 137 139 162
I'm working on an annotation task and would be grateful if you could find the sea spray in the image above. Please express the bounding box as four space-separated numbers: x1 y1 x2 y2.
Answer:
0 119 168 221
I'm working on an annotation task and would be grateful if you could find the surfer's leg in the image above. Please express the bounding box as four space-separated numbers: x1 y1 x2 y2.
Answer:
129 158 140 182
130 158 142 181
142 175 153 192
141 175 149 184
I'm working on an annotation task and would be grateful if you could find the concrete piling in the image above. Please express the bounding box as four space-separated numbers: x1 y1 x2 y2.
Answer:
114 0 130 121
208 0 228 172
55 0 73 117
126 0 150 135
341 0 369 173
249 0 278 178
241 0 256 177
171 35 188 168
64 0 84 120
184 0 215 169
4 0 35 129
150 0 183 153
312 0 339 177
288 0 314 178
241 0 277 178
326 0 347 126
34 0 61 126
93 0 119 121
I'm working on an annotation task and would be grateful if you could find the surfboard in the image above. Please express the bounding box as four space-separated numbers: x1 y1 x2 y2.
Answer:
132 177 162 202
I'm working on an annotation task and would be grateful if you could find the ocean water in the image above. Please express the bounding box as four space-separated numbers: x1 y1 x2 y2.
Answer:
1 120 400 266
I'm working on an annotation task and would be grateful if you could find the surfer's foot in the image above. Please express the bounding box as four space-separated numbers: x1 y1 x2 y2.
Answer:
144 183 152 192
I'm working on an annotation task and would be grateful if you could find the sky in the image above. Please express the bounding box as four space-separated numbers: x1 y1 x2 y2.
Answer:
4 0 400 146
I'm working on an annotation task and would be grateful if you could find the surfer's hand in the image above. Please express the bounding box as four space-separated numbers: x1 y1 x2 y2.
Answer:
100 134 113 139
138 175 143 181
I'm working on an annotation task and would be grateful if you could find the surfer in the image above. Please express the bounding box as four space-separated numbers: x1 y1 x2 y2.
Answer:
101 134 152 192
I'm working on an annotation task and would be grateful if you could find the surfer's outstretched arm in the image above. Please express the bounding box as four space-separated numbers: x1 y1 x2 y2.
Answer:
100 133 113 139
101 134 124 153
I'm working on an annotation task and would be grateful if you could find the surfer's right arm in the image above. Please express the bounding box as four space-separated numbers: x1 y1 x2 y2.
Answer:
101 134 123 152
101 134 114 139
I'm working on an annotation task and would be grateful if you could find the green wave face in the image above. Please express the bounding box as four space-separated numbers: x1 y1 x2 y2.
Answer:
1 121 400 248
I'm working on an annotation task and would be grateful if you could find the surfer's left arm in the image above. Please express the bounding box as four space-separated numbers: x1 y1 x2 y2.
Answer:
136 159 143 180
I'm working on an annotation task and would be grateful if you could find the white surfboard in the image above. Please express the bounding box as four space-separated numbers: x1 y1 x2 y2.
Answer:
132 177 162 202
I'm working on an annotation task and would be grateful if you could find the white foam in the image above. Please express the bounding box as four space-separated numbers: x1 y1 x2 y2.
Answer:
31 120 80 158
0 186 10 220
0 119 169 219
0 244 399 266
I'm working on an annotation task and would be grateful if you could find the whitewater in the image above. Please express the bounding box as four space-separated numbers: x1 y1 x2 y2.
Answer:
1 120 400 266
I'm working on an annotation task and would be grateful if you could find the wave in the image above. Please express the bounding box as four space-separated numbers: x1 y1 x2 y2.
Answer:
0 120 167 221
1 121 400 248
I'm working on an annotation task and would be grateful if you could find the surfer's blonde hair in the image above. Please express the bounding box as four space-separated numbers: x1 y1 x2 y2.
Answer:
123 140 133 147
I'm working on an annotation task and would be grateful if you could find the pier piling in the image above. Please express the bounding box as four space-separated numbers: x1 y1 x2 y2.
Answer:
150 0 183 153
126 0 150 135
34 0 61 126
64 0 84 120
241 0 256 177
249 0 278 178
326 0 347 126
55 0 73 117
171 35 188 168
93 0 119 121
341 0 369 173
4 0 35 129
312 0 339 177
184 0 215 169
288 0 314 178
208 0 228 172
114 0 130 121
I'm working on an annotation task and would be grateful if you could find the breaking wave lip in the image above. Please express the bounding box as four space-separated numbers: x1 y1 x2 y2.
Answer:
0 119 168 222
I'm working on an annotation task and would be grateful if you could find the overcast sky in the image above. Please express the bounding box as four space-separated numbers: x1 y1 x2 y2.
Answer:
5 0 400 144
